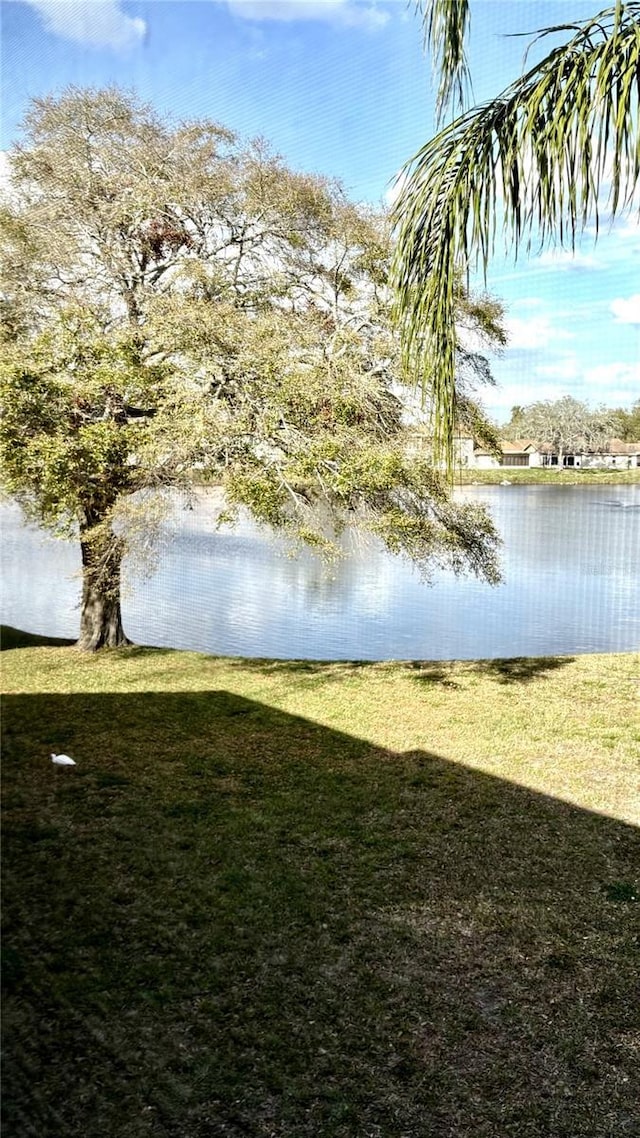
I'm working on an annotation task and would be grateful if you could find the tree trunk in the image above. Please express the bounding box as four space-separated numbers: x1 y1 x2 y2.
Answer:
77 522 132 651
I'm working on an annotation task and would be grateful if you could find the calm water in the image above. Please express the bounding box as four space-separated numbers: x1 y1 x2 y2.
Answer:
1 485 639 660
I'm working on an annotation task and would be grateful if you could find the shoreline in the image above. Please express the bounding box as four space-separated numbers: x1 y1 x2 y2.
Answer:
453 467 640 485
187 470 640 490
3 624 640 665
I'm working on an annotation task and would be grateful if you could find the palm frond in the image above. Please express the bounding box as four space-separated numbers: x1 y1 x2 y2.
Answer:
419 0 472 120
393 3 640 470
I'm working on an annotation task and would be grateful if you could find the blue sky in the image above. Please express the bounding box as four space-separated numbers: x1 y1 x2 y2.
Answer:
2 0 638 423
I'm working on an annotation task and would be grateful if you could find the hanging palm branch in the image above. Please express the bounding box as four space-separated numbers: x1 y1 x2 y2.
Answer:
420 0 472 119
392 2 640 470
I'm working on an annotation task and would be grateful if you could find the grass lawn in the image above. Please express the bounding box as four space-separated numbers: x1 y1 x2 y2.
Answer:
2 640 639 1137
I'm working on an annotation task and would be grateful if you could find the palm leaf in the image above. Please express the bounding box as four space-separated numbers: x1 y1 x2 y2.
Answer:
392 3 640 470
419 0 472 120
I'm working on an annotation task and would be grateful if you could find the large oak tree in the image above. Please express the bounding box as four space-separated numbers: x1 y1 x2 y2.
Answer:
1 87 503 650
502 396 619 464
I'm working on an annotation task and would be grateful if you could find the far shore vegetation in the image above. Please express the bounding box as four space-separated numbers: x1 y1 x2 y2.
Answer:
455 466 640 485
2 642 638 1137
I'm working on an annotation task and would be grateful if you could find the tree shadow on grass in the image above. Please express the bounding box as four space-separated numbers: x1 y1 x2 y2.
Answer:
2 690 638 1138
0 625 76 651
408 655 577 687
477 654 577 683
226 653 577 688
0 629 185 659
224 655 376 679
1 630 576 691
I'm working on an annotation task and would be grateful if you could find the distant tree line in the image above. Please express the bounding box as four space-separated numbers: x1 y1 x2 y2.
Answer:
611 400 640 442
502 397 639 465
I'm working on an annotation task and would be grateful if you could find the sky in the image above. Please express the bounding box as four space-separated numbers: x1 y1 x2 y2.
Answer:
1 0 639 424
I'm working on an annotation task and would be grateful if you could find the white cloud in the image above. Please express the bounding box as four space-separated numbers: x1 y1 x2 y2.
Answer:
482 380 570 417
25 1 146 51
486 362 639 416
583 361 640 400
226 0 389 30
504 313 573 351
535 355 580 382
584 214 640 244
490 220 639 284
537 247 602 273
510 297 544 311
611 294 640 325
484 364 640 422
603 217 640 241
384 168 407 206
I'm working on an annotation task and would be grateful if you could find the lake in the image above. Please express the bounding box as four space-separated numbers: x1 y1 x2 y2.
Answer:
1 485 639 660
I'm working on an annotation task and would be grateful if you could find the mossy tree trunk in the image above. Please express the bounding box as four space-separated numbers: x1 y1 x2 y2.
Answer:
77 518 131 651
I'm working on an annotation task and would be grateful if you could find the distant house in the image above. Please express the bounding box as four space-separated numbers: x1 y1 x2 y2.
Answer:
472 437 640 470
404 433 477 466
472 439 543 469
405 433 640 470
578 439 639 469
538 439 640 469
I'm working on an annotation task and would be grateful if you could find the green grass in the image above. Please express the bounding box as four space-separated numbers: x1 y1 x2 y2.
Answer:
455 466 640 485
2 644 639 1137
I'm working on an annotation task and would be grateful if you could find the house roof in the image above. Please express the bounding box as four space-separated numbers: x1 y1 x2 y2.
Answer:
606 438 640 455
473 438 539 456
536 438 640 456
500 439 539 453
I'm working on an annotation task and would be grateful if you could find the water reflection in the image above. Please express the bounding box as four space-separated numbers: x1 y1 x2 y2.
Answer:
1 485 638 660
